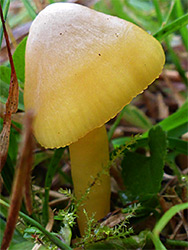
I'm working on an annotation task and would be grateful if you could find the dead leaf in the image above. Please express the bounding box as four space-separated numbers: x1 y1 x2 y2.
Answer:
0 5 19 172
100 212 127 228
156 92 169 120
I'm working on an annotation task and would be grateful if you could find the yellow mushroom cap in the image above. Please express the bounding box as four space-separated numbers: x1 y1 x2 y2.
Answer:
24 3 165 148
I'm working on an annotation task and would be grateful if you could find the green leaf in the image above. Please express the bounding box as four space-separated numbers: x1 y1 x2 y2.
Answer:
108 104 152 141
111 0 136 24
20 0 37 20
94 0 114 15
143 101 188 138
0 0 10 47
95 0 158 32
13 37 27 83
108 107 126 141
0 78 25 110
24 227 43 234
153 202 188 236
33 152 52 168
157 103 188 137
175 0 188 50
1 154 15 194
122 152 150 199
165 38 188 86
152 0 188 85
8 126 21 163
42 148 65 225
123 104 152 130
0 214 25 247
86 231 149 249
153 13 188 42
9 241 44 250
0 64 25 110
150 203 188 250
121 126 167 200
0 66 11 83
86 239 125 250
112 102 188 149
149 231 167 250
168 137 188 155
112 135 187 157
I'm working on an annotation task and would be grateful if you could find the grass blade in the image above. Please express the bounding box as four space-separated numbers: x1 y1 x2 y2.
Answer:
149 202 188 250
166 39 187 85
153 202 188 236
20 0 37 20
149 232 167 250
111 0 136 24
168 137 188 155
153 0 187 85
153 0 163 25
0 0 10 47
42 148 65 226
175 0 188 50
163 0 176 26
153 13 188 42
108 107 126 141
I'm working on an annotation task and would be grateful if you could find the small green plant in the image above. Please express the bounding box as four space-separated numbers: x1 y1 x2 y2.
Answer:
75 209 134 249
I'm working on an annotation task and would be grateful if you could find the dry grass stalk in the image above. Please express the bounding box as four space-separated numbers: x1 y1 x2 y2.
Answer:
1 111 34 250
0 4 19 171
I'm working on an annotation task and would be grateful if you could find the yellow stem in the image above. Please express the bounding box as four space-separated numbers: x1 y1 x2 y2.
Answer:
69 125 111 235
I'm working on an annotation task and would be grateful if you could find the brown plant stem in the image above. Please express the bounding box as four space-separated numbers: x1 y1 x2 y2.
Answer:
0 2 19 171
1 111 34 250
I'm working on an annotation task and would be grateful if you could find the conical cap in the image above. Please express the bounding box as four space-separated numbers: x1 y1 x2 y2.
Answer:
24 3 165 148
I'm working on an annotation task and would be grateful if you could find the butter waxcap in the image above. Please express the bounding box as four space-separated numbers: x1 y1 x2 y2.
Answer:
24 3 165 148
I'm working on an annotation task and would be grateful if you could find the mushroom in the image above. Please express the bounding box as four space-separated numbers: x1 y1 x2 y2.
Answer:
24 3 165 235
